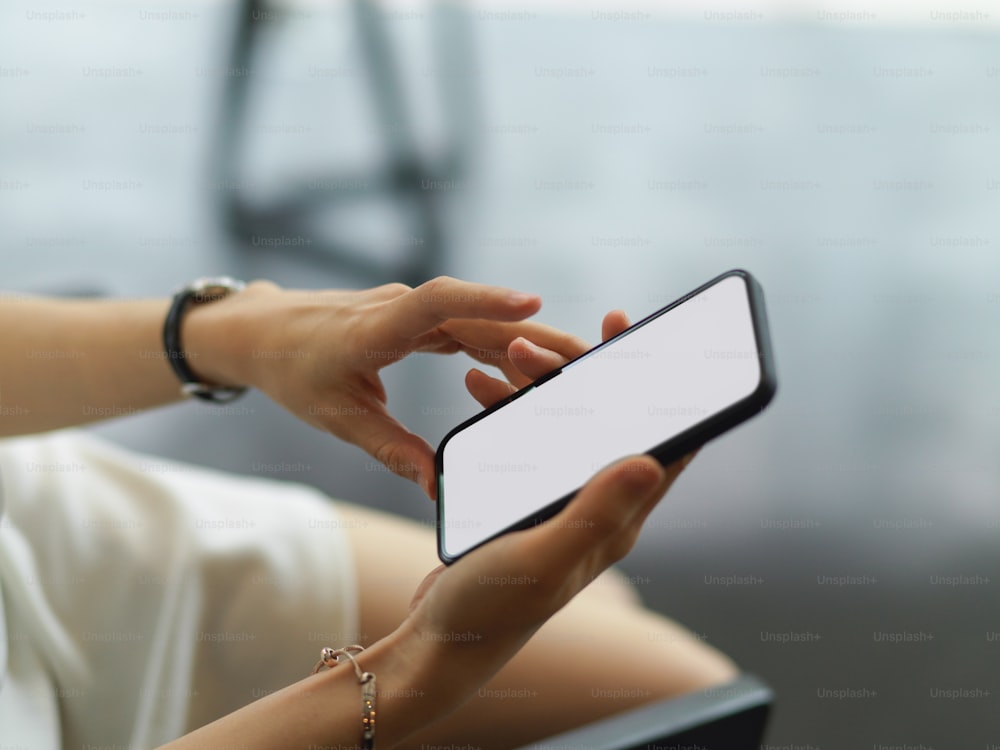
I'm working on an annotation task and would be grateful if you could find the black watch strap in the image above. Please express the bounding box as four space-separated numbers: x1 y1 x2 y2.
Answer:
162 277 247 403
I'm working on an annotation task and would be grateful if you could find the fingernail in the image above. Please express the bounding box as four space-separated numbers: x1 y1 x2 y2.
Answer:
421 471 437 499
508 291 537 305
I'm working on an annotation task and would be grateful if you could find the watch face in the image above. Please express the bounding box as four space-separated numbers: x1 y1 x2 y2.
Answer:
190 276 246 302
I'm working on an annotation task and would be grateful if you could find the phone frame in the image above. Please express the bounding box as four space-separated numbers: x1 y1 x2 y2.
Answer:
435 268 777 564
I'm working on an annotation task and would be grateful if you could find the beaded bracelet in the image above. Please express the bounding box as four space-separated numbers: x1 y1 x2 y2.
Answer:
312 645 376 749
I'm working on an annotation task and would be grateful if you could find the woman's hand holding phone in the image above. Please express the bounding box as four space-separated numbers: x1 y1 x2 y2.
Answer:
371 450 693 743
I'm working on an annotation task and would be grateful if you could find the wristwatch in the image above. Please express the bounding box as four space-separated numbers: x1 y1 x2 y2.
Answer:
162 276 248 403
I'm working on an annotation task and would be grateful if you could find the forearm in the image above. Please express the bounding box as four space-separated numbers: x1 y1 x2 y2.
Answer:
159 628 456 750
0 296 227 436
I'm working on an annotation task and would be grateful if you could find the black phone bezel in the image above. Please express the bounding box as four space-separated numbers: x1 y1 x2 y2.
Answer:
435 268 777 564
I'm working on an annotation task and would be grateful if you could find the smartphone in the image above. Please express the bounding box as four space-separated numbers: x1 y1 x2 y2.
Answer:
435 269 777 564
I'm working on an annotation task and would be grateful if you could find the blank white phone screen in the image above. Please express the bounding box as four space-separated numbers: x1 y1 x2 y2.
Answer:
439 274 763 559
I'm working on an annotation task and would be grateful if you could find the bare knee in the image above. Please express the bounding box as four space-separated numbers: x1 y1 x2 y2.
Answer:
586 566 645 607
336 502 440 644
575 568 738 694
635 608 740 695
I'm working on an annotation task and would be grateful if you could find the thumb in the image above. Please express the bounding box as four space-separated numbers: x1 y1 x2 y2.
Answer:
348 408 437 497
524 455 670 573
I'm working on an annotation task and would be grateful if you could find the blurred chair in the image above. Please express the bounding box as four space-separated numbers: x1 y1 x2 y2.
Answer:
212 0 477 285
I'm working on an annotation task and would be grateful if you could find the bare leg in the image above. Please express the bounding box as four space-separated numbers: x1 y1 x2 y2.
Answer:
339 503 738 749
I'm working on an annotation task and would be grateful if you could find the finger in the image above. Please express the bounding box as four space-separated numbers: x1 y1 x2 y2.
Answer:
386 276 541 342
506 337 570 381
465 367 517 410
493 310 633 397
409 333 462 356
628 451 698 529
601 309 631 342
523 455 687 575
441 319 589 362
342 403 438 498
407 327 521 379
366 282 413 302
439 319 590 389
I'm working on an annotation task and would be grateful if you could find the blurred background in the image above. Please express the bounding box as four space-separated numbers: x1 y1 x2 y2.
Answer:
2 0 999 745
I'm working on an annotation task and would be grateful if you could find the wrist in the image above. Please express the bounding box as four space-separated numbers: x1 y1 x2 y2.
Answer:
354 625 459 745
180 288 256 391
181 300 246 388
